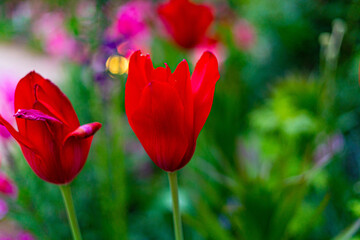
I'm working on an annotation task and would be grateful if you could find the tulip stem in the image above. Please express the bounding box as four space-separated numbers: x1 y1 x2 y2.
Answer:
59 185 83 240
168 171 184 240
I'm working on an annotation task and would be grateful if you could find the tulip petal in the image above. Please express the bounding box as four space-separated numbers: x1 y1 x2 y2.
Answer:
0 115 35 150
172 60 194 139
14 71 80 133
172 60 191 106
33 84 74 128
125 51 154 121
14 108 65 142
62 123 102 183
172 60 196 169
21 145 65 184
0 114 63 183
151 64 171 82
130 81 188 171
191 51 220 138
14 109 62 124
63 122 102 144
14 108 64 169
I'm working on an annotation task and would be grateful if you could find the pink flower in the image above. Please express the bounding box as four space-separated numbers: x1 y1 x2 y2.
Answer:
0 76 16 139
45 30 77 59
0 236 12 240
0 172 18 199
107 1 153 57
233 19 256 51
0 199 8 220
17 232 35 240
0 231 36 240
113 1 152 38
33 12 77 60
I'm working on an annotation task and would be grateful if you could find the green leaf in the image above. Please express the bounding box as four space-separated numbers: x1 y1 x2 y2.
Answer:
332 219 360 240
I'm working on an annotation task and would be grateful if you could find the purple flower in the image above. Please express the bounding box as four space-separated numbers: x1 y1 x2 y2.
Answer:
314 133 344 166
0 199 8 220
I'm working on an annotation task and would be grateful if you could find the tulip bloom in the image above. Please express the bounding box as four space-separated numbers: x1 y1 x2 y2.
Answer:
0 72 101 185
125 50 220 171
157 0 214 49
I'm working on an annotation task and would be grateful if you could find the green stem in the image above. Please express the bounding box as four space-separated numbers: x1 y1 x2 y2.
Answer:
168 171 184 240
59 185 83 240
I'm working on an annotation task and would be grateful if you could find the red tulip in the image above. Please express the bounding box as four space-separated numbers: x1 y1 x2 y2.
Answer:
0 72 102 184
125 50 220 171
157 0 214 49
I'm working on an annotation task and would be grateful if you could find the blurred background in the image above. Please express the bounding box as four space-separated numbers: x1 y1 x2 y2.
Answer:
0 0 360 239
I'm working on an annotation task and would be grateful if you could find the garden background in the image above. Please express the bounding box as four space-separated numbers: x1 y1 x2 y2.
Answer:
0 0 360 239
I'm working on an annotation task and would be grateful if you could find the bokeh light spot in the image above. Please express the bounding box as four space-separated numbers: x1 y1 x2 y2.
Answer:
106 55 129 75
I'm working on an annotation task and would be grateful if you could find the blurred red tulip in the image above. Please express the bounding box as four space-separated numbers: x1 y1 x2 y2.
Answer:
158 0 214 49
125 51 220 171
0 72 102 184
